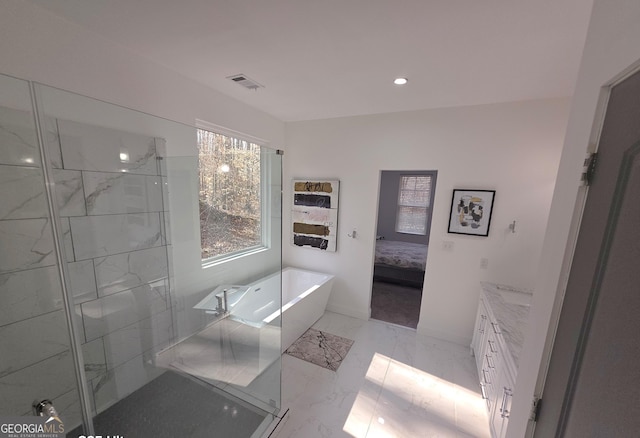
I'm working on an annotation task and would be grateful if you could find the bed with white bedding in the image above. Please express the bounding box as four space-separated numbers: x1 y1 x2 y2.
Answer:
374 240 428 288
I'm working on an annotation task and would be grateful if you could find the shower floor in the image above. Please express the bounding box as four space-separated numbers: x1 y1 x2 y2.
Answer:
66 371 270 438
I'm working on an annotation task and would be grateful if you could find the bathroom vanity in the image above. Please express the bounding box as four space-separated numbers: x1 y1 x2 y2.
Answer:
471 282 532 438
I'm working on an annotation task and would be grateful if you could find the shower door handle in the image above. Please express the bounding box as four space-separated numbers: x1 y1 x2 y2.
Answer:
33 399 59 418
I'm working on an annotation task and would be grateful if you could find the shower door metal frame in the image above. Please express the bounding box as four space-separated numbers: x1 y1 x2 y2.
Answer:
29 82 96 436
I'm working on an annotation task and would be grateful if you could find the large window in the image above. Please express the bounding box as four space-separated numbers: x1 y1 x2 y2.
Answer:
396 175 433 235
198 128 263 261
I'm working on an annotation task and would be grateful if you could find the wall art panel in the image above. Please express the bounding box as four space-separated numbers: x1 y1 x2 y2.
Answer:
292 179 339 251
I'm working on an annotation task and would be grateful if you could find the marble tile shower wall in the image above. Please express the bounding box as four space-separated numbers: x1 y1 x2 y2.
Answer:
0 106 74 420
0 108 174 425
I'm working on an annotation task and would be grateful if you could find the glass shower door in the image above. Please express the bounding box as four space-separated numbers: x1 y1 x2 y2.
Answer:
0 74 88 435
161 148 283 417
32 81 283 437
0 72 282 437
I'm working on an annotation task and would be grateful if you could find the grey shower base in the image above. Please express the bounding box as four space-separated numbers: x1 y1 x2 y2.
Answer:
66 370 268 438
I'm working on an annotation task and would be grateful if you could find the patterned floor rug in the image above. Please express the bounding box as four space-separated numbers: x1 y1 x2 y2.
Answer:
285 328 354 371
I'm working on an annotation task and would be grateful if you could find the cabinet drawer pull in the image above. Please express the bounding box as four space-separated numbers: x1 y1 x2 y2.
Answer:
482 369 491 384
485 354 495 369
480 383 488 400
491 322 501 334
488 340 498 353
500 387 513 419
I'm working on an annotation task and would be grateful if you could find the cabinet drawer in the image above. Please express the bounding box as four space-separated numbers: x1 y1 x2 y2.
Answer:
480 367 494 411
486 332 501 367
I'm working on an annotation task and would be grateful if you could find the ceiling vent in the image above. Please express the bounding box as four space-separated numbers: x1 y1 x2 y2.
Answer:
226 74 264 90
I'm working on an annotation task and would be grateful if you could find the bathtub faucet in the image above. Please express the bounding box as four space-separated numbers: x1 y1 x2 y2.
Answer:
215 289 230 316
210 285 251 317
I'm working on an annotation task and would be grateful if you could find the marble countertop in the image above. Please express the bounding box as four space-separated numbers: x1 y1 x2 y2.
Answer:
480 282 533 369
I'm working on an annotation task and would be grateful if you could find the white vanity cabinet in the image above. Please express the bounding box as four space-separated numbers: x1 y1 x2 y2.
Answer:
472 282 531 438
491 362 515 438
471 296 489 373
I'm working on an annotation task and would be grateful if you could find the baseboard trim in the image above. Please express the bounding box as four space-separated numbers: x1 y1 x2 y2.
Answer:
324 305 472 347
325 303 369 321
416 324 471 347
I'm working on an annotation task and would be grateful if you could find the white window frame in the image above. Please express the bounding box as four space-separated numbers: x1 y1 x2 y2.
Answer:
395 174 433 236
196 120 271 267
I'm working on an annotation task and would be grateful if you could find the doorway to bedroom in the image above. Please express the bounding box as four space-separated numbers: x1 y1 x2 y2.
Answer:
371 170 437 328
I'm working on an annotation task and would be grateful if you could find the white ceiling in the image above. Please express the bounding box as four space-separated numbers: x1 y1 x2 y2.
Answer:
28 0 593 122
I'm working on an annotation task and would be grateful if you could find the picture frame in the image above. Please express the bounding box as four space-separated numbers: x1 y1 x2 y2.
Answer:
447 189 496 237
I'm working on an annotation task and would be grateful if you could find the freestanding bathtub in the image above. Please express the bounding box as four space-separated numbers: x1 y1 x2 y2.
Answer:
230 267 335 352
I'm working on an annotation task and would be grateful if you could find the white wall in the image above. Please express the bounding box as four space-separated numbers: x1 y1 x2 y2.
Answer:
284 98 570 343
509 1 640 436
0 0 285 154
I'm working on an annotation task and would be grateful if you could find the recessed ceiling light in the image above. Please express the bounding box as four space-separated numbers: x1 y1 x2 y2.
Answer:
394 77 408 85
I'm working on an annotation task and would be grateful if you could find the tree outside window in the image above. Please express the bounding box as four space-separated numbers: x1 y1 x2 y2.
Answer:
198 128 263 261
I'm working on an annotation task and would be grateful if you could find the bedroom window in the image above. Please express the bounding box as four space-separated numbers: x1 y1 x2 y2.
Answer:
395 175 432 235
197 126 265 262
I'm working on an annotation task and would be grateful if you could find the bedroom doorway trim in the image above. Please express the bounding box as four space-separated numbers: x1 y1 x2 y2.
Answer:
370 170 438 328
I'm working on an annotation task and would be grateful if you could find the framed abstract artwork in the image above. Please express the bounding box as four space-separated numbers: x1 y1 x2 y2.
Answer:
292 179 340 251
448 189 495 237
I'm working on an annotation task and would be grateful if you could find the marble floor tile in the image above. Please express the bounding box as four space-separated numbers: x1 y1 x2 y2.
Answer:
454 385 492 438
225 355 282 413
452 350 484 393
275 311 491 438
